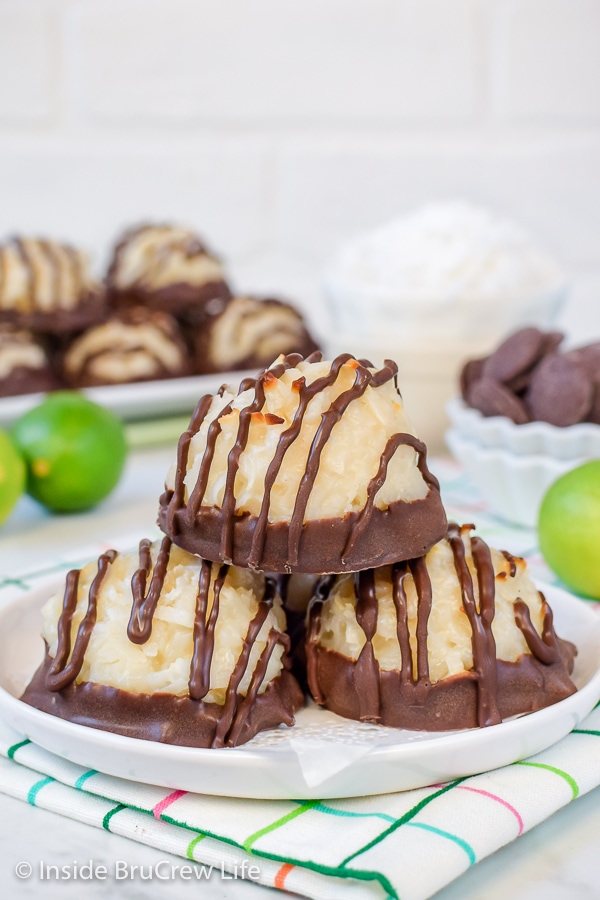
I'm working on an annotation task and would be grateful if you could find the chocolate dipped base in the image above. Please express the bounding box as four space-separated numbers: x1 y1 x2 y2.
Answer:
307 642 577 731
22 652 304 749
0 366 60 398
159 489 448 575
0 291 106 335
107 280 231 317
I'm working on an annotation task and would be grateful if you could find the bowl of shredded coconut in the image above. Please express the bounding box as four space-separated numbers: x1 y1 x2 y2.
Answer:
323 202 567 451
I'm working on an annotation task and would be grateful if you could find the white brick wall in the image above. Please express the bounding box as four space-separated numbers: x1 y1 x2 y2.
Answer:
496 0 600 120
0 0 599 340
0 1 58 123
65 0 481 124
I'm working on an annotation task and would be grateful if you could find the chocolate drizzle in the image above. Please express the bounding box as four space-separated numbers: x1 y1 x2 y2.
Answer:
37 539 298 748
447 522 500 727
189 560 227 701
128 537 172 643
46 551 117 691
353 569 381 721
514 593 560 665
161 352 446 572
307 525 577 730
13 238 36 306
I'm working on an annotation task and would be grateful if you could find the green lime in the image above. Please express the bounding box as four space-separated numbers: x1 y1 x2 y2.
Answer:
11 391 127 513
538 460 600 599
0 429 26 524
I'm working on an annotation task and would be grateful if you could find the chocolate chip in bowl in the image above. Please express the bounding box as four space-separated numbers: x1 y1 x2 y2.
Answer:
458 326 600 430
447 326 600 526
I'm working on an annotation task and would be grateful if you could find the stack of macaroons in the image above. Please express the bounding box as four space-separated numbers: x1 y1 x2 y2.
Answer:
0 224 320 395
22 352 578 745
461 326 600 427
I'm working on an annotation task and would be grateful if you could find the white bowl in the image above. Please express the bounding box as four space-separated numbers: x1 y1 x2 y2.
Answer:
445 428 588 528
323 269 568 345
447 397 600 460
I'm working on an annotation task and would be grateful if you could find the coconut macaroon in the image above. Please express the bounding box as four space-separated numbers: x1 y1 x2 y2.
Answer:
0 236 104 332
193 296 319 374
159 352 447 574
21 537 303 748
106 223 231 315
62 308 191 387
0 324 59 397
306 523 577 731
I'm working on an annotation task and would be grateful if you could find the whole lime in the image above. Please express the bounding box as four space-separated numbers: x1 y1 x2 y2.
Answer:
538 460 600 599
0 429 26 524
11 391 127 513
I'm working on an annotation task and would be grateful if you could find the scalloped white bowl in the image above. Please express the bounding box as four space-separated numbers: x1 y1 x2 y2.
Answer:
447 397 600 460
445 428 589 528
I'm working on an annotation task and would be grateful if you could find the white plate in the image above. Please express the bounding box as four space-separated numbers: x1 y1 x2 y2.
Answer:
0 370 256 427
0 579 599 800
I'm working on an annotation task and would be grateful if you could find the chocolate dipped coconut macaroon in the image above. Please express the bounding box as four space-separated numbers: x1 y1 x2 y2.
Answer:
0 236 104 332
22 537 303 748
193 295 319 374
306 523 577 730
0 324 60 397
62 307 191 388
160 352 447 574
106 224 231 316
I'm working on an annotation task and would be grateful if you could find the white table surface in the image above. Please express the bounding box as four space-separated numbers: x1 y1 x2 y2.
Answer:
1 446 600 900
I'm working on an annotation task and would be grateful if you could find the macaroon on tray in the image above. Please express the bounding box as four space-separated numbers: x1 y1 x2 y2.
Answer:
0 224 319 403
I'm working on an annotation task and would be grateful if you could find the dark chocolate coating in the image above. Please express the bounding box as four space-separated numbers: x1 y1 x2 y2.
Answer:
0 365 59 398
108 280 232 317
159 491 448 575
22 652 303 749
306 522 577 730
307 644 576 731
0 288 106 334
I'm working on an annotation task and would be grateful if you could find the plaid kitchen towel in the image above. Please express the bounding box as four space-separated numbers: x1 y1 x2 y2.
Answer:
1 709 600 900
0 460 599 900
